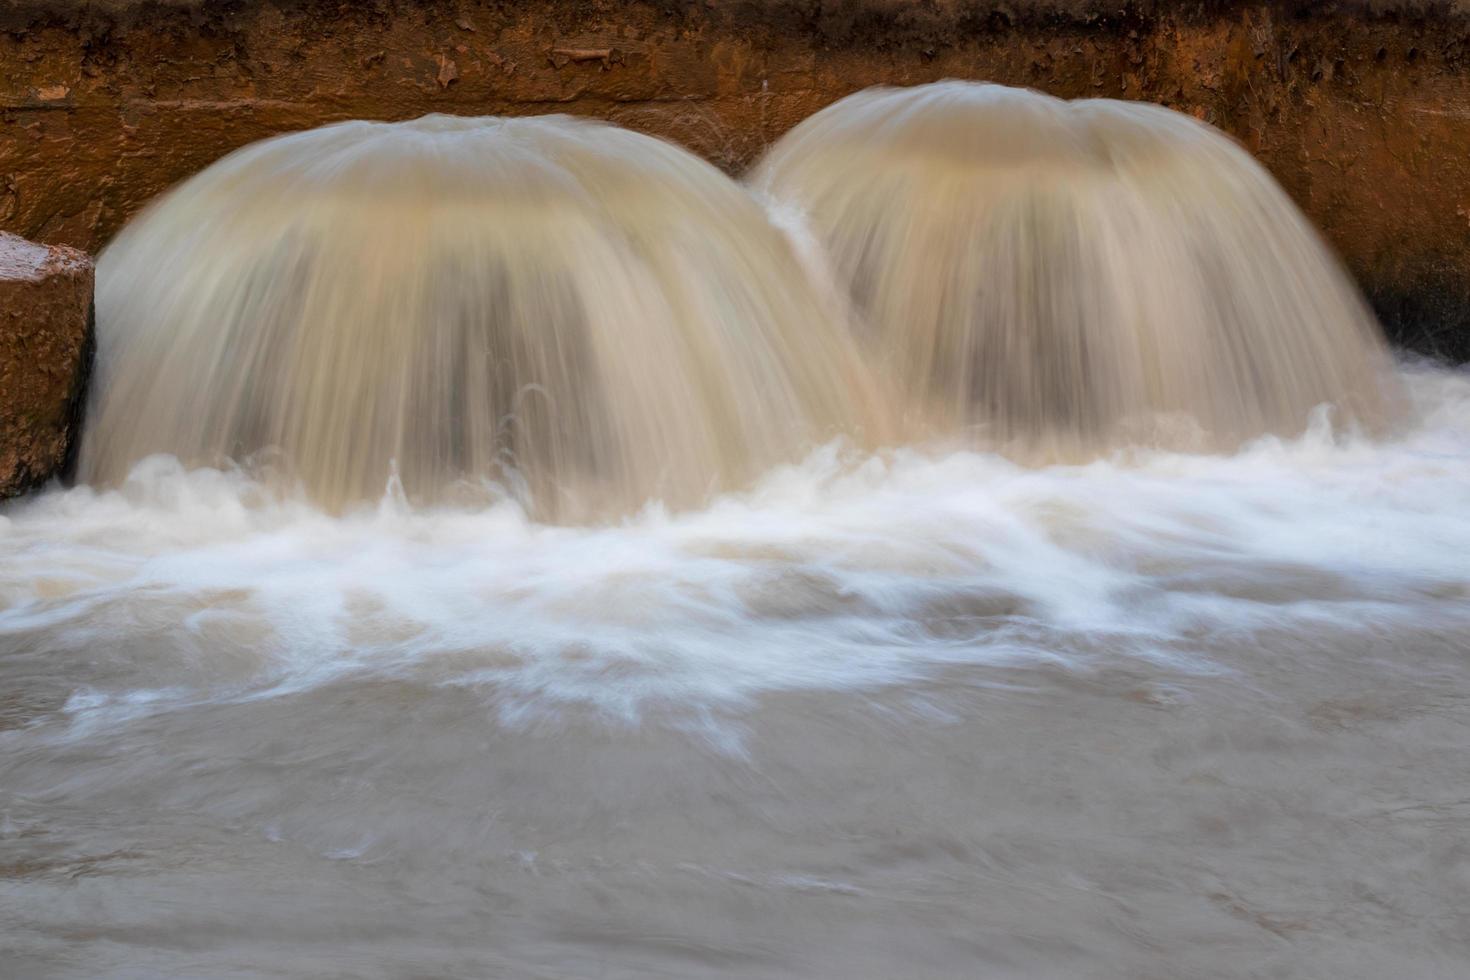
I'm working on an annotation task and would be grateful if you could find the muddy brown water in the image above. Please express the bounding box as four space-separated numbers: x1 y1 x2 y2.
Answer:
2 363 1469 978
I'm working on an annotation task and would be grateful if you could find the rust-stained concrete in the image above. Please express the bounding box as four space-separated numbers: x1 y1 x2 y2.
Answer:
0 231 92 498
2 1 1470 357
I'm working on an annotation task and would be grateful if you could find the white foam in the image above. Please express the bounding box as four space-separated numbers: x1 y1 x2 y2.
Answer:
4 363 1468 735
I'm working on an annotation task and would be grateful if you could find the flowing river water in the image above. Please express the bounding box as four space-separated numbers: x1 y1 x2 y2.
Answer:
4 361 1469 977
2 84 1468 978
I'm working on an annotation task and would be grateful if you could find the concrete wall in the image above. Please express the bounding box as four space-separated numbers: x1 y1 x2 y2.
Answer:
0 232 92 497
4 0 1470 357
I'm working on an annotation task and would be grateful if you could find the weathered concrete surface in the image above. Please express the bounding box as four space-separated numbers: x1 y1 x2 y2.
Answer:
0 232 93 498
3 1 1470 357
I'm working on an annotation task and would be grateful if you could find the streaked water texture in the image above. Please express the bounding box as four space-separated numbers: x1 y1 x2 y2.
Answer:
4 364 1468 978
6 85 1466 979
80 114 883 520
753 82 1398 456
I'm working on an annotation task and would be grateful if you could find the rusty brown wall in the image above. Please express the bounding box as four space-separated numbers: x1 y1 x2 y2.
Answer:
4 0 1470 357
0 232 92 497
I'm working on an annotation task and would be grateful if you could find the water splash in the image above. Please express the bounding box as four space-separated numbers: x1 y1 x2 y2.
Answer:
4 361 1468 738
751 81 1400 457
80 114 886 520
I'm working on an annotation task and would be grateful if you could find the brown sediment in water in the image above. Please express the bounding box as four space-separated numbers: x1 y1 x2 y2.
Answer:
751 82 1399 454
77 114 888 518
78 87 1398 515
4 1 1470 357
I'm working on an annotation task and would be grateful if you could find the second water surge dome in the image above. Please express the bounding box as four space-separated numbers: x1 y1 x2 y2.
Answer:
751 81 1399 456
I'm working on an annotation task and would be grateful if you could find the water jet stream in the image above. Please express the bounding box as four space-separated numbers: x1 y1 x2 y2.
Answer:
751 81 1400 457
80 114 886 520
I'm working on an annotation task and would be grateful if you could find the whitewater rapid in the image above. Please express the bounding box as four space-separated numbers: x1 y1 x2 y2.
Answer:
4 361 1467 741
3 363 1469 979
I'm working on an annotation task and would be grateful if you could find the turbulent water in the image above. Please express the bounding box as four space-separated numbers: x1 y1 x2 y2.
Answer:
2 362 1468 978
753 82 1397 454
80 114 883 521
5 85 1469 978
